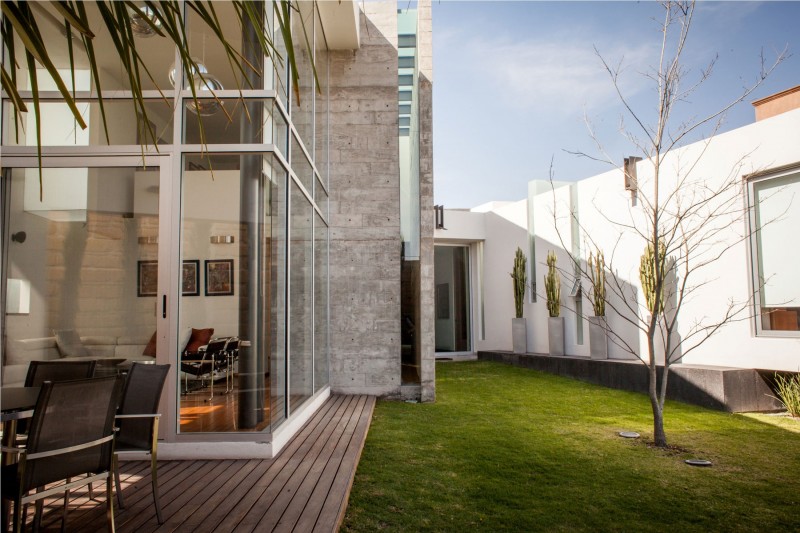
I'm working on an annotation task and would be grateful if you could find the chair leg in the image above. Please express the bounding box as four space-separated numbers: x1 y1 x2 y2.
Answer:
150 452 163 524
11 498 22 533
61 484 70 533
32 499 43 533
113 454 125 509
106 474 116 533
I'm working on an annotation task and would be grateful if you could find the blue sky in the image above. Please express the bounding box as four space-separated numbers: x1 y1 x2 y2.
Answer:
432 1 800 208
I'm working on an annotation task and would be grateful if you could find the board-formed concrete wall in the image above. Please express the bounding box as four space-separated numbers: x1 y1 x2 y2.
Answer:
328 2 402 397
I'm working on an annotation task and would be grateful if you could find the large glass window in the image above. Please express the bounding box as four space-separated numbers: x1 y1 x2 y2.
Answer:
750 169 800 333
2 0 332 444
289 181 314 411
314 212 329 391
179 153 275 432
2 165 160 387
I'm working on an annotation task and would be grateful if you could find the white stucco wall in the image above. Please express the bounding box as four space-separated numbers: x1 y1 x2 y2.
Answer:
437 108 800 371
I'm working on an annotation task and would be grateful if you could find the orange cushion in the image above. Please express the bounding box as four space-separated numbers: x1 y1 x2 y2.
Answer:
142 331 157 357
185 328 214 353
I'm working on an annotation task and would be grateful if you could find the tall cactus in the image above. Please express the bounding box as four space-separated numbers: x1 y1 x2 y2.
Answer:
588 249 606 317
640 240 667 314
510 247 527 319
544 250 561 317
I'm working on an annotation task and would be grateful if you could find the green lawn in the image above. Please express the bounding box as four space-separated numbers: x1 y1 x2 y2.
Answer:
342 361 799 532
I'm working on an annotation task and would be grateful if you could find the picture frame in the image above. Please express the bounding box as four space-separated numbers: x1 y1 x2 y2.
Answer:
182 260 200 296
137 260 158 297
205 259 234 296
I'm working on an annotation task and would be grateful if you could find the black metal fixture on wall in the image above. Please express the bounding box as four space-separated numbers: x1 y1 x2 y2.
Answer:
434 205 445 230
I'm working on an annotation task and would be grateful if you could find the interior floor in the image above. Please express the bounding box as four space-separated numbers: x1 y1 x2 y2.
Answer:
180 376 271 432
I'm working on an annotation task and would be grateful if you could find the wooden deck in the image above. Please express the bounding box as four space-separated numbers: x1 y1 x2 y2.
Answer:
29 394 375 533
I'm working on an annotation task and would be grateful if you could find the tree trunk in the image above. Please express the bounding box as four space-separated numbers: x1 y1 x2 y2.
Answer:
647 326 668 447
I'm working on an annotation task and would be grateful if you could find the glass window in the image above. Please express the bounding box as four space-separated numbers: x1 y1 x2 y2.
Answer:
185 2 264 92
314 4 328 182
289 181 313 411
751 170 800 332
314 212 329 391
2 165 158 386
267 157 288 429
7 7 171 93
290 0 314 155
179 153 275 432
183 98 282 146
4 99 173 146
291 135 314 193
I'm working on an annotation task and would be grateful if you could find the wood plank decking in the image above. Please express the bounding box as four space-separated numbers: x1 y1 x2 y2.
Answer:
29 394 375 533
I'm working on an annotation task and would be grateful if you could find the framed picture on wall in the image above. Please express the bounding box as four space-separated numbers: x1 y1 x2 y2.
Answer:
205 259 234 296
182 260 200 296
137 260 158 297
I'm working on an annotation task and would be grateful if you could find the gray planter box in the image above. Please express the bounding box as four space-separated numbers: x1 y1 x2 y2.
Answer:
548 316 564 356
512 318 527 354
588 316 608 360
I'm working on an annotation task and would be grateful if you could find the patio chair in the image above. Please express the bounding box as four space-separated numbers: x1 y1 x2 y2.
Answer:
24 359 97 386
180 338 228 400
15 360 98 439
0 376 122 533
113 362 170 525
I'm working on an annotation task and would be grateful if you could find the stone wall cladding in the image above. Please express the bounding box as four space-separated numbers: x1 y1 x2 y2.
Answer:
328 1 402 397
416 0 435 402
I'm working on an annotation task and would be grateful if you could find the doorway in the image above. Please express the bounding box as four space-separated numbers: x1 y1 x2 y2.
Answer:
434 245 471 353
1 155 176 431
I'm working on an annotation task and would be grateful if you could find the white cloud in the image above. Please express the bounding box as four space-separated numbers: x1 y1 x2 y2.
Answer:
463 36 657 112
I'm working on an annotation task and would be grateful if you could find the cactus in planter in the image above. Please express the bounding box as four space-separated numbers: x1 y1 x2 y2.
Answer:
588 249 606 317
544 250 561 317
510 247 527 319
640 239 667 314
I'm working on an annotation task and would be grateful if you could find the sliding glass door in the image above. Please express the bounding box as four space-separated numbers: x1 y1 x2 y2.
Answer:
1 156 175 426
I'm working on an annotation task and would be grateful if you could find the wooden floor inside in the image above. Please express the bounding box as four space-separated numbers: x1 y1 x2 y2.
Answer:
20 394 375 533
179 377 271 433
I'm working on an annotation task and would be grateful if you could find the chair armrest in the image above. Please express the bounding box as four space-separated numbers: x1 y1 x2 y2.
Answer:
0 445 23 455
26 434 114 460
115 413 161 419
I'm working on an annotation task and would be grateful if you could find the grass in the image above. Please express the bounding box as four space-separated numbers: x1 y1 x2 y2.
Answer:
342 361 800 532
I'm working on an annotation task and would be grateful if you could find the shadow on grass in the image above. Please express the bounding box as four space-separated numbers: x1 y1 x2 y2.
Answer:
343 361 800 532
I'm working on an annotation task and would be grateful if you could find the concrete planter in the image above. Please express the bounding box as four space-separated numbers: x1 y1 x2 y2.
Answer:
548 316 564 356
588 316 608 360
512 318 527 354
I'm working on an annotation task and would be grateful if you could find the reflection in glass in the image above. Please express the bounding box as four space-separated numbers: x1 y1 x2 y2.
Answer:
268 159 288 429
289 182 313 412
179 153 272 432
2 166 158 389
3 100 174 147
314 213 329 391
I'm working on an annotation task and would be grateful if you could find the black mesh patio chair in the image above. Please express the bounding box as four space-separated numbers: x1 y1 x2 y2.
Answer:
24 360 97 387
180 338 227 400
15 360 98 439
0 376 123 533
113 362 170 525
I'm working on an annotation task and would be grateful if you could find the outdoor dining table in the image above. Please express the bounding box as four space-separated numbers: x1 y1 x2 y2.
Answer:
1 386 41 465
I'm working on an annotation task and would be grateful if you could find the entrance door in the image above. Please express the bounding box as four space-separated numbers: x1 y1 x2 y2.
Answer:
434 245 471 353
1 156 175 429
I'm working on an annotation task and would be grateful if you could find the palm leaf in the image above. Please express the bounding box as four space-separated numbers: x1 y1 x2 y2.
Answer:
2 1 87 129
25 51 43 200
51 1 94 37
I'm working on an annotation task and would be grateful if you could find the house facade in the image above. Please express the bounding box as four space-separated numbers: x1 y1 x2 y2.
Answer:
0 0 433 458
435 88 800 373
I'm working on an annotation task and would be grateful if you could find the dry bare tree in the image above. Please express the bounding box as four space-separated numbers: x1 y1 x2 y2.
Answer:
551 0 787 447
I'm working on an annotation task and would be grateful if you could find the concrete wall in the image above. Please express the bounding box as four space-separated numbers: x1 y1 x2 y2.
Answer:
439 108 800 372
416 0 436 402
328 1 402 397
